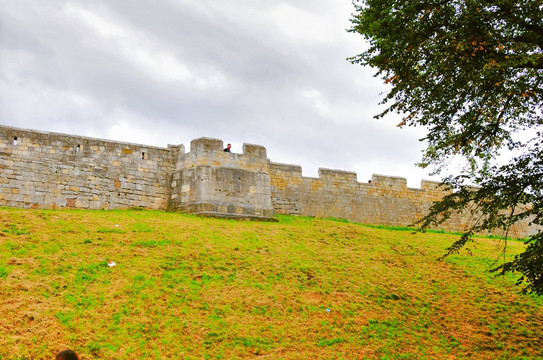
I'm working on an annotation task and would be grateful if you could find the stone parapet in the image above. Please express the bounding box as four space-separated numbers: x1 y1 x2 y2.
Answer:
0 125 179 210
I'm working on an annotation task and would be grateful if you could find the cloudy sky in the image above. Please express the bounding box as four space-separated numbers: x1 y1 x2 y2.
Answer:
0 0 440 187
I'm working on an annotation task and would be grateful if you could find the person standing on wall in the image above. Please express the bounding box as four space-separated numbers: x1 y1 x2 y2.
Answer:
224 143 231 152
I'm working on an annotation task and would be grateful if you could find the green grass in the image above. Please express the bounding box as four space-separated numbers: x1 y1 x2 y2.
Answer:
0 208 542 359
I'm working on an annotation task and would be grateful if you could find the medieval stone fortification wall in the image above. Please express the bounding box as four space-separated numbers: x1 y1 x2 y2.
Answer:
0 126 180 210
0 125 534 237
269 163 478 233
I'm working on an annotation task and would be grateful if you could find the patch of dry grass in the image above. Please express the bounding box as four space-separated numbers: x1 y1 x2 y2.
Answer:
0 208 542 359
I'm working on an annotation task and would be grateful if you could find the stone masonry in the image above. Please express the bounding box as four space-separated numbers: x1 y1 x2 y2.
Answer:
0 125 537 237
0 126 178 210
168 137 275 219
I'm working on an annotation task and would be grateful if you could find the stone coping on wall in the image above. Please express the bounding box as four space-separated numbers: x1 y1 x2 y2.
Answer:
0 124 184 152
268 162 303 172
268 161 443 192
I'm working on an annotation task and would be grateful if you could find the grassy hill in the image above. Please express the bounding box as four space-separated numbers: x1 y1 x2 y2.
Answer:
0 208 542 359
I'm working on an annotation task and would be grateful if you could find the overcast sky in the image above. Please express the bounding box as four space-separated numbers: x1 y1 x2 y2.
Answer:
0 0 440 187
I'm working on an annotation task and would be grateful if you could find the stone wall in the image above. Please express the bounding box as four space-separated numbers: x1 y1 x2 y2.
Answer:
268 163 468 230
268 164 534 237
0 126 180 210
0 125 536 237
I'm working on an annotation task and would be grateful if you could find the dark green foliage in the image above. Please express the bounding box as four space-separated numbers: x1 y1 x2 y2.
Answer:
350 0 542 293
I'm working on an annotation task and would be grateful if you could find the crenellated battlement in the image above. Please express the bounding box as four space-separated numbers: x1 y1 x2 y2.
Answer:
0 125 536 236
178 138 269 173
168 137 273 219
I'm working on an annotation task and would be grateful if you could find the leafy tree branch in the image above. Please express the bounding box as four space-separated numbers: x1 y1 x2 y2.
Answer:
350 0 543 293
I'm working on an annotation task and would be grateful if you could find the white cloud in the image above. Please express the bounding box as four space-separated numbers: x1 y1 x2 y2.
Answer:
104 108 164 145
297 88 332 118
64 3 229 89
266 3 336 44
